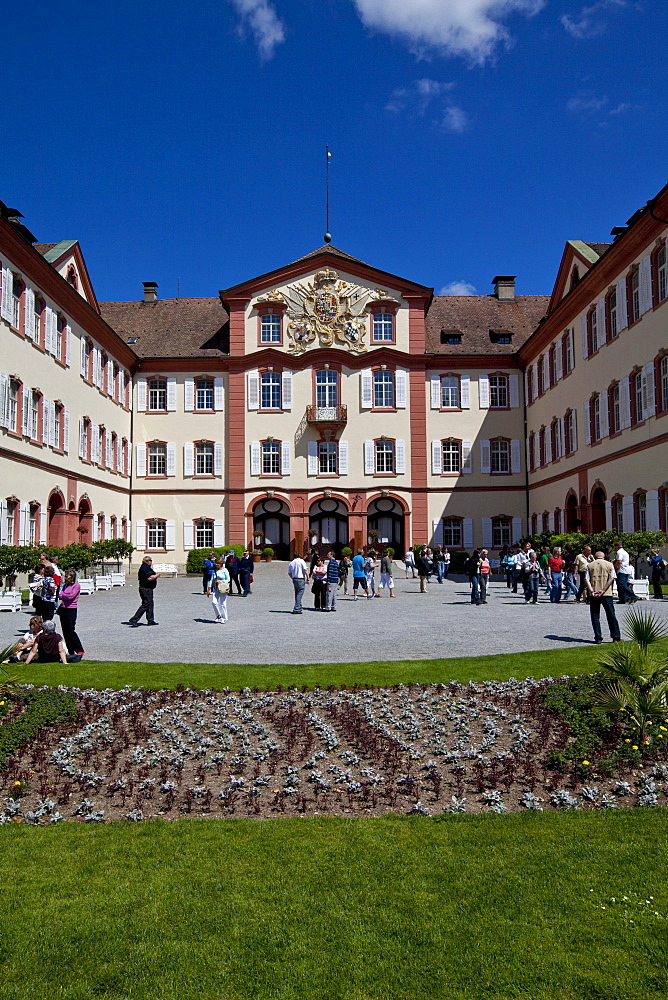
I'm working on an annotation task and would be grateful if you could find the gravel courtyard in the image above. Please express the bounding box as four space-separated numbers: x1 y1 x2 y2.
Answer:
3 562 665 664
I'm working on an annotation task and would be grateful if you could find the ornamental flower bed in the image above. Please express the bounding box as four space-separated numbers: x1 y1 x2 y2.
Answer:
1 677 667 824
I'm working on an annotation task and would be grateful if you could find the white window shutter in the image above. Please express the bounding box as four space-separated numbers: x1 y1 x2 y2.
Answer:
250 441 261 475
360 370 373 409
482 518 493 549
25 288 35 341
480 440 491 474
395 439 406 474
533 434 540 470
432 519 443 547
214 377 224 411
596 299 606 342
0 374 7 429
542 354 550 391
511 517 523 544
136 443 146 477
0 499 6 544
39 507 47 545
106 360 113 395
165 520 176 550
104 515 111 540
623 496 635 532
22 390 29 437
167 442 176 476
44 307 53 353
584 401 591 445
281 440 291 475
247 370 259 410
544 430 552 465
525 437 531 470
460 376 470 409
105 428 111 467
93 517 100 543
166 378 177 411
41 398 50 445
462 440 472 473
65 325 71 367
605 499 613 530
548 512 555 532
338 441 348 474
640 255 652 314
80 339 87 376
183 522 194 550
555 343 563 380
556 417 564 459
395 369 407 408
642 361 656 418
308 440 319 475
568 329 575 368
91 423 100 464
524 370 529 402
137 378 147 411
184 377 195 411
364 440 374 474
63 408 69 452
646 490 660 531
509 374 519 408
617 279 627 331
184 442 194 476
18 502 29 545
281 370 292 410
214 441 223 476
572 409 578 451
620 376 631 429
581 315 589 359
431 440 442 475
531 365 538 399
430 376 441 409
600 388 609 437
478 375 489 409
463 518 473 549
214 520 224 546
511 439 521 474
1 267 13 322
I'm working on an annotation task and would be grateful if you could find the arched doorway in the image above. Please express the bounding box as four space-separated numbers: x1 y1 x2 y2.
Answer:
590 486 606 533
367 497 404 554
47 490 66 547
580 494 589 533
252 498 290 559
565 493 579 532
309 498 349 556
78 496 93 544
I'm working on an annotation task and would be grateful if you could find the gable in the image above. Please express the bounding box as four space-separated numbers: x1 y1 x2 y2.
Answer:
547 240 611 314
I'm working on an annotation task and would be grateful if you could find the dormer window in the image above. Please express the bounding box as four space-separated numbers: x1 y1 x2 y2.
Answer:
489 329 513 345
441 329 462 345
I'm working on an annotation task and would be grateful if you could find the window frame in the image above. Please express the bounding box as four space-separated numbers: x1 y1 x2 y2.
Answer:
631 369 644 426
440 374 461 410
372 369 395 410
195 518 215 549
147 441 167 477
261 439 281 476
374 438 395 475
259 371 282 411
606 288 618 340
147 519 167 550
371 310 395 344
441 438 462 475
314 368 339 409
654 242 667 306
195 441 215 477
318 440 338 476
148 377 168 412
629 267 641 325
610 382 621 436
490 437 510 474
256 305 285 346
442 518 462 548
491 517 511 548
195 378 215 412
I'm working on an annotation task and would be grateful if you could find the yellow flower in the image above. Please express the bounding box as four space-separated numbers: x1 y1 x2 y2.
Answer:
633 746 639 750
0 700 5 706
582 760 590 766
659 735 664 739
625 739 631 743
661 727 667 732
13 781 20 786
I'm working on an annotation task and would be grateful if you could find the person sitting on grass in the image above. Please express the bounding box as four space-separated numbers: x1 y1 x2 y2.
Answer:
8 616 44 662
23 620 69 665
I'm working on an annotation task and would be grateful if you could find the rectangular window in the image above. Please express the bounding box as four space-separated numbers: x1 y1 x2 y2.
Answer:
638 493 647 532
567 413 575 454
147 520 166 548
612 384 621 433
260 372 281 409
12 279 21 330
658 245 667 303
635 372 643 423
441 376 459 408
56 318 64 361
195 519 214 548
593 395 601 441
615 497 623 532
318 441 337 474
373 371 395 408
196 379 214 410
6 501 15 545
148 378 167 410
442 519 462 547
34 299 43 342
492 518 511 548
316 370 338 408
375 440 394 473
148 443 166 476
195 442 214 475
489 374 508 408
609 290 618 339
491 439 509 473
260 314 282 343
29 505 37 545
631 270 640 322
262 441 280 475
372 313 394 342
441 440 461 474
30 391 39 440
565 332 573 372
590 309 598 353
662 357 668 411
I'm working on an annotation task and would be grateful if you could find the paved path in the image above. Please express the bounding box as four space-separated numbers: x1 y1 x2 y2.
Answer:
2 563 666 665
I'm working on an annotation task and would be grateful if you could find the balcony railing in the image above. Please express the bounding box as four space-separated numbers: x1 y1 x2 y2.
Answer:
306 404 347 424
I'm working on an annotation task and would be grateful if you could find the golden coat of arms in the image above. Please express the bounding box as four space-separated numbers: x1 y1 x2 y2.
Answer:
256 269 397 356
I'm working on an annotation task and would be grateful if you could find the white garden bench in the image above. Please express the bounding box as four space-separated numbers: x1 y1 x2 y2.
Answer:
95 575 113 591
78 579 95 596
110 572 126 587
0 591 22 613
610 578 650 601
152 563 178 577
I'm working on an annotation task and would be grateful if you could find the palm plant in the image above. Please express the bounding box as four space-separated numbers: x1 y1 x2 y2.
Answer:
592 608 668 744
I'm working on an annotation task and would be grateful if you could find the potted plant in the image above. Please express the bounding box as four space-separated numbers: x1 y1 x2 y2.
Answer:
263 547 275 562
252 549 262 563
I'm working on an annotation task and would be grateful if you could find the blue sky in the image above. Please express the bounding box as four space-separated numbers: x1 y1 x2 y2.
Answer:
5 0 667 303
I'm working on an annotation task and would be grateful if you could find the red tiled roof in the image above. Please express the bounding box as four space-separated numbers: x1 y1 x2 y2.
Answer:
99 298 229 359
425 295 549 355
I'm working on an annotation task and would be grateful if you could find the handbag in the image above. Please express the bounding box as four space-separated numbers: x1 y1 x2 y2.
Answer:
249 574 254 584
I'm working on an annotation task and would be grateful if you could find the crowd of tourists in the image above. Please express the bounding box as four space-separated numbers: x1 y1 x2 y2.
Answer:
7 552 85 663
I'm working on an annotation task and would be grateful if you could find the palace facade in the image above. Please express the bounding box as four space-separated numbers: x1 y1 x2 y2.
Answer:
1 181 666 568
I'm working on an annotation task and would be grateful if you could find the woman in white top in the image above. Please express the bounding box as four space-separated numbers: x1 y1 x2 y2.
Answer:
404 550 417 578
211 558 231 623
365 552 378 596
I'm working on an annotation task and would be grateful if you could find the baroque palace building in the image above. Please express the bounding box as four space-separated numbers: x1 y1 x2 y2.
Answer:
1 180 667 569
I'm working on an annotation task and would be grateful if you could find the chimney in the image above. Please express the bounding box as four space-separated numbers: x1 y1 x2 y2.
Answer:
142 281 158 303
492 275 515 301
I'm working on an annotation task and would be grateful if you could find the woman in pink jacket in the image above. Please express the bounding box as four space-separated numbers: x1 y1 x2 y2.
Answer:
56 570 84 661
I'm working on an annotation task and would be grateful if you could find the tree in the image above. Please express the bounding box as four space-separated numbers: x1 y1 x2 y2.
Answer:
592 607 668 744
0 546 39 591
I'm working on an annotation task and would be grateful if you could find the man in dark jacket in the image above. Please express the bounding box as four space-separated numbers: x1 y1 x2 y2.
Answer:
128 557 161 626
225 552 242 595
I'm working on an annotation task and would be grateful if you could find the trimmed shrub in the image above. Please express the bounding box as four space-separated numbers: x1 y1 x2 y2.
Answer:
186 545 245 575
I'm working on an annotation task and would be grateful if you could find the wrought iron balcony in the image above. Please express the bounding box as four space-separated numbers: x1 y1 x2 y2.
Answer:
306 404 347 425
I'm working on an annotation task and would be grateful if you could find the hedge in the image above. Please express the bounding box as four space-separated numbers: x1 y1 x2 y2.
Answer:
186 545 246 575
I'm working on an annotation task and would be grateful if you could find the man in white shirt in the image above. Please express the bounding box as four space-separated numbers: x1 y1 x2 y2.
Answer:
287 555 309 615
614 540 637 604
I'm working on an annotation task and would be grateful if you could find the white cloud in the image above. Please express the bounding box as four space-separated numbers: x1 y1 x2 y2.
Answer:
562 0 626 39
228 0 285 59
609 101 639 116
352 0 545 64
567 92 608 114
439 280 478 295
385 78 456 114
440 105 470 132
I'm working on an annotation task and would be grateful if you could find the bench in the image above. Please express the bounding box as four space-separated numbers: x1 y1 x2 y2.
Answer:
610 578 650 601
110 572 126 587
0 591 22 613
152 563 178 578
95 575 113 591
78 579 95 596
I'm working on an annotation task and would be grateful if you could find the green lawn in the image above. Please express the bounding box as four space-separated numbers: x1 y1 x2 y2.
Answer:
1 810 667 1000
20 643 603 691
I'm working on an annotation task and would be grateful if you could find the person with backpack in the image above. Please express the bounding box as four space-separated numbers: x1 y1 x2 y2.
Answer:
648 548 666 599
465 550 482 605
211 557 230 623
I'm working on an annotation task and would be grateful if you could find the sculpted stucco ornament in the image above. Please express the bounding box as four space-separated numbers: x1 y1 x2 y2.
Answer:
256 270 398 356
